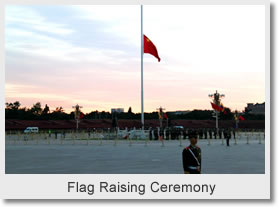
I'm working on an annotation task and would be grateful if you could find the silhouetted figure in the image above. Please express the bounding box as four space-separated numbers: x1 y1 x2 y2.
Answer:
204 129 208 139
209 129 212 139
224 129 231 146
232 129 236 139
214 129 217 139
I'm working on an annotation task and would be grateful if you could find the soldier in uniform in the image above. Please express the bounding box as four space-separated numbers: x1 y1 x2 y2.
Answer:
232 129 236 139
209 129 212 139
219 128 222 139
224 128 231 146
182 130 202 174
204 128 208 139
213 129 217 139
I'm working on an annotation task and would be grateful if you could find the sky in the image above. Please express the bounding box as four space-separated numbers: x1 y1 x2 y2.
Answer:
5 5 265 113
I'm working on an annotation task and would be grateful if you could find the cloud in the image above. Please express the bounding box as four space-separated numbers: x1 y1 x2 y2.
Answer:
5 5 265 113
72 5 140 47
6 6 73 35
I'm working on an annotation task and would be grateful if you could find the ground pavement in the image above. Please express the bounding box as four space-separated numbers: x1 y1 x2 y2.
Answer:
5 137 265 174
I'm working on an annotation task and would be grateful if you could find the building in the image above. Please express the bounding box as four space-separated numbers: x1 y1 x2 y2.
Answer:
245 102 265 115
111 108 124 113
167 110 191 115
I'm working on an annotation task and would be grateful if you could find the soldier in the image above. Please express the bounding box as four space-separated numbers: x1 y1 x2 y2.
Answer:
204 128 208 139
182 130 202 174
219 128 222 139
149 128 153 140
214 129 217 139
198 128 203 139
232 129 236 139
209 129 212 139
224 128 232 146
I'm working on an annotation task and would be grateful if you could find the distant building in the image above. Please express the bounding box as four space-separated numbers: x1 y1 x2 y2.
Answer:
245 102 265 115
111 108 124 113
167 110 191 115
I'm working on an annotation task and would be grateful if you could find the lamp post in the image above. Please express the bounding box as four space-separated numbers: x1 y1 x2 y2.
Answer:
234 110 240 129
157 106 165 128
72 104 83 131
208 90 225 137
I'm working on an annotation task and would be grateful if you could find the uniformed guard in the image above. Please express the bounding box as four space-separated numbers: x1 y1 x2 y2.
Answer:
224 128 231 146
182 130 202 174
204 128 208 139
209 129 212 139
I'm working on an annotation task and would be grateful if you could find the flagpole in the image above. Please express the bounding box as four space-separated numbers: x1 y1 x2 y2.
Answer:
141 5 144 129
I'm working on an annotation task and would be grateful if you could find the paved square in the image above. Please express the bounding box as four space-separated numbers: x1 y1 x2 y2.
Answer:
5 136 265 174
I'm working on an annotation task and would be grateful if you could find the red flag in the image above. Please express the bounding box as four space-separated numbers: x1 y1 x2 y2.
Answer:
239 115 245 121
80 112 84 119
210 102 223 112
164 113 168 119
219 104 225 112
144 35 161 62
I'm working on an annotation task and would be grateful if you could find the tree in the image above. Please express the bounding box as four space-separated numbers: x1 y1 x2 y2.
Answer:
5 101 21 110
54 106 64 113
30 102 42 116
13 101 21 110
42 104 50 114
128 107 132 113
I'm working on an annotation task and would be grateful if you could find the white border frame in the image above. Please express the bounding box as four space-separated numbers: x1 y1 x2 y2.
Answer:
0 0 270 199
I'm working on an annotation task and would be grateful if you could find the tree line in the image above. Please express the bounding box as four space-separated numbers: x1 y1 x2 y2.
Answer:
5 101 264 120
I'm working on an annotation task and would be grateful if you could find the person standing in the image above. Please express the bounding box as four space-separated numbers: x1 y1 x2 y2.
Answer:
209 129 212 139
224 128 231 146
214 129 217 139
182 131 202 174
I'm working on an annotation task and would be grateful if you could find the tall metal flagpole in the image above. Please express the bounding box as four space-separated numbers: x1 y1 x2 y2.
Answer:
141 5 144 129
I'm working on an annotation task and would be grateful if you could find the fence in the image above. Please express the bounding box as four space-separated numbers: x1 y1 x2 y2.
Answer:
5 128 265 146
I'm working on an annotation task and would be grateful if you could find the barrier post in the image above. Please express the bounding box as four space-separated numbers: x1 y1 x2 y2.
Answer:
179 131 183 147
72 131 75 145
108 128 110 142
234 132 237 145
17 132 21 144
221 131 224 145
160 128 165 147
86 131 89 145
48 133 51 145
129 128 132 147
13 132 16 145
246 133 249 144
144 129 149 147
208 131 211 145
24 135 27 145
258 132 262 144
114 127 118 146
98 131 100 145
36 133 39 145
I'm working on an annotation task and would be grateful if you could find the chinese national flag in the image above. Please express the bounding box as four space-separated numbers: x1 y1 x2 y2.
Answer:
239 115 245 121
144 35 161 62
210 102 223 112
164 113 168 119
80 112 85 119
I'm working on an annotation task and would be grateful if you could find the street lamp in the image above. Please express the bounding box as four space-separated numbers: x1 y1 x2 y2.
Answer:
72 104 83 131
156 106 165 128
208 90 225 136
234 110 240 129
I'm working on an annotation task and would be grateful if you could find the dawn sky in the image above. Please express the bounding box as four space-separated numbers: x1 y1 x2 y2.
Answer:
5 5 265 113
